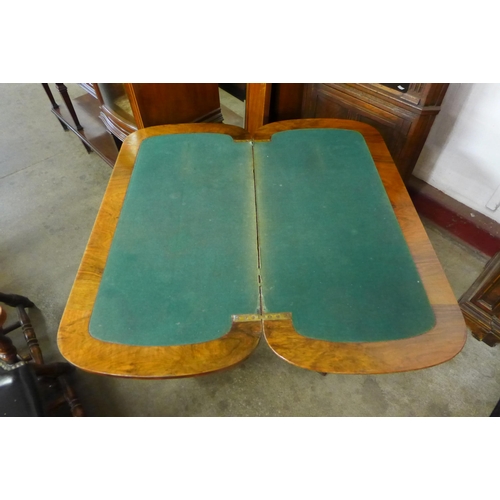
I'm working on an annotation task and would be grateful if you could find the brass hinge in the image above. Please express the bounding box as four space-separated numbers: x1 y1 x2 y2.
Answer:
232 312 292 322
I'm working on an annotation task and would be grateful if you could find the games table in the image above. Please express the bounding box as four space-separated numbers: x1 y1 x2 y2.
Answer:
57 119 466 378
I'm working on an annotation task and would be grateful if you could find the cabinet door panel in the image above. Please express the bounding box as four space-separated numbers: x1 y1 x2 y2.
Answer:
303 84 411 172
460 252 500 346
473 276 500 314
346 106 411 162
311 92 351 119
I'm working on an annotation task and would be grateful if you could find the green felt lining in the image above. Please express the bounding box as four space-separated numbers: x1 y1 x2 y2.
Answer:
90 129 435 347
89 134 259 346
254 129 435 343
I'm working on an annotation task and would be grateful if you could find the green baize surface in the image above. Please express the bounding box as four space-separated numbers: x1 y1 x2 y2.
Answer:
254 129 435 342
90 129 435 347
90 134 259 346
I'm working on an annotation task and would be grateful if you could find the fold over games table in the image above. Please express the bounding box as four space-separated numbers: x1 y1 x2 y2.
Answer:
57 119 466 378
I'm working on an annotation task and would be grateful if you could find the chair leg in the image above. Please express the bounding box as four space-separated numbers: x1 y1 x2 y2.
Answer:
17 305 44 364
1 298 85 416
35 366 85 416
58 375 85 417
33 363 84 416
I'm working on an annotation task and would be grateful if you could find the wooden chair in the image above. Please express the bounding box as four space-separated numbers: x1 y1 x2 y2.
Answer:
0 293 84 417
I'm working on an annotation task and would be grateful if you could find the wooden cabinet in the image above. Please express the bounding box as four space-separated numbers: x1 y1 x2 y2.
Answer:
243 83 448 180
95 83 223 142
44 82 446 178
460 252 500 346
300 84 449 180
42 83 223 167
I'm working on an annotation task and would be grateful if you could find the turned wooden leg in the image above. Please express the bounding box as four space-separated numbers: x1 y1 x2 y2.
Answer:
41 83 68 131
58 375 85 416
33 362 85 416
55 83 92 153
55 83 83 130
17 306 44 364
42 83 59 109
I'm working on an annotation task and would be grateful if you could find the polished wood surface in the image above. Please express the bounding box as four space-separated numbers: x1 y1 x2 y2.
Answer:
58 119 466 378
254 119 466 374
58 123 261 379
125 83 223 128
245 83 272 133
94 83 137 142
268 83 304 122
95 83 224 142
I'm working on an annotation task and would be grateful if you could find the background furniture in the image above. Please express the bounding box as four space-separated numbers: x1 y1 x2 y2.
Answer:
42 84 223 166
227 83 448 181
460 252 500 346
0 293 84 416
44 83 447 180
301 84 449 181
461 255 500 417
94 83 223 143
43 83 119 166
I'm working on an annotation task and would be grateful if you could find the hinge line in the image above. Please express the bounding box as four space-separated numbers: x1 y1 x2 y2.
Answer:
251 141 263 318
